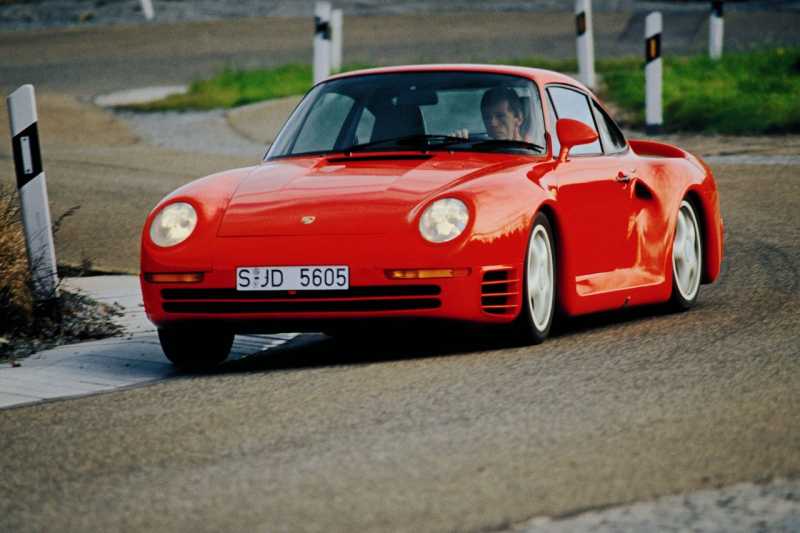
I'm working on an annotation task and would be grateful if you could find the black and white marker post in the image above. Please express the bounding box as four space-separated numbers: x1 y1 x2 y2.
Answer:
331 8 343 73
645 12 663 135
139 0 154 21
709 1 724 60
313 2 332 84
7 85 59 302
575 0 596 89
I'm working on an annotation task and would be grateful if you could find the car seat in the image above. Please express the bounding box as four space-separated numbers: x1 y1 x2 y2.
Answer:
370 104 425 142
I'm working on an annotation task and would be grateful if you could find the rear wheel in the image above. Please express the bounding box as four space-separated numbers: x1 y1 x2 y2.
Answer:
158 325 234 371
516 212 556 344
669 199 703 310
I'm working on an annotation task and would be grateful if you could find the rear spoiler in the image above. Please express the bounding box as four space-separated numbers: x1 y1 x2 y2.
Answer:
629 139 709 174
629 139 687 159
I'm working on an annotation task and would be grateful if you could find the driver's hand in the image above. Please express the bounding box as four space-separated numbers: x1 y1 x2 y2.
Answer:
449 128 469 139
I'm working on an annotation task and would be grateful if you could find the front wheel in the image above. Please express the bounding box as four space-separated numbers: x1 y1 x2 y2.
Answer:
516 212 557 344
669 199 703 310
158 325 234 371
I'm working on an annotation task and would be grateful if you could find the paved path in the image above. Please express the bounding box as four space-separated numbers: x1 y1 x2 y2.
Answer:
0 276 297 410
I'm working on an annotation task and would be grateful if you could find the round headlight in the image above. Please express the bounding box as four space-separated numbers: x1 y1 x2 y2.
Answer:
149 202 197 247
419 198 469 243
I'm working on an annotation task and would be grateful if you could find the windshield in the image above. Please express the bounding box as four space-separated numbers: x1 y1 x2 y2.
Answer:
266 71 546 159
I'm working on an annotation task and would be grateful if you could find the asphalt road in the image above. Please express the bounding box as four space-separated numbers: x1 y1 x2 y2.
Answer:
1 9 799 532
1 160 799 531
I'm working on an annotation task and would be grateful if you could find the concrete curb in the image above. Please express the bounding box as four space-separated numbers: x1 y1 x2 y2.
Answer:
0 276 297 410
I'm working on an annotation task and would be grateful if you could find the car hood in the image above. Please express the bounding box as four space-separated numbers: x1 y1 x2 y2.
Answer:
216 153 531 237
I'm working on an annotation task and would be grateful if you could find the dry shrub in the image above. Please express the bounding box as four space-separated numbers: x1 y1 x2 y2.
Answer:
0 182 33 332
0 184 122 359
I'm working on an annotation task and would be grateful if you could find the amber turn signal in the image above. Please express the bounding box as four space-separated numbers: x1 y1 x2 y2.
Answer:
386 268 470 280
144 272 204 283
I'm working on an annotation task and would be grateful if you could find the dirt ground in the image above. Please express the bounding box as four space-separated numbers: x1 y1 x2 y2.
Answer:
0 99 252 272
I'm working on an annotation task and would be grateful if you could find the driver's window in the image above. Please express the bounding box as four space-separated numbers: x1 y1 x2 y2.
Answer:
291 92 354 154
421 90 484 136
547 86 602 156
354 108 376 145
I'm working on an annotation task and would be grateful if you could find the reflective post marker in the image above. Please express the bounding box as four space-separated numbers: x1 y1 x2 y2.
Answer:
709 1 724 60
331 8 343 72
139 0 155 21
313 2 332 85
575 0 596 89
7 85 59 301
645 12 663 135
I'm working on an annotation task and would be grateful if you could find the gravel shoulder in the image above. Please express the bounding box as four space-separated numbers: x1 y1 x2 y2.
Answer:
513 479 800 533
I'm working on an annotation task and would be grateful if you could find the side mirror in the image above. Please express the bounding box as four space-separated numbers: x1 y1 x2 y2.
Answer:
555 118 599 163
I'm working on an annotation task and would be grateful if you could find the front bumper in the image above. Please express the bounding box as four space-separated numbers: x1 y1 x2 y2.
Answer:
141 265 521 331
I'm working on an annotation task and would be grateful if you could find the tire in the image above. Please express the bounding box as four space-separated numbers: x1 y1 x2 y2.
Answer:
158 325 234 371
516 212 557 344
669 199 703 310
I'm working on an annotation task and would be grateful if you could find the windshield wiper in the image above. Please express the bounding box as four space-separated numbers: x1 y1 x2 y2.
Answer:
466 139 546 153
346 134 468 152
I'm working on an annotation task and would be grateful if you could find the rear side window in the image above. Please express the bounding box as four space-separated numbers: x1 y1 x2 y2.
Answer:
546 98 560 156
547 86 602 156
592 100 627 154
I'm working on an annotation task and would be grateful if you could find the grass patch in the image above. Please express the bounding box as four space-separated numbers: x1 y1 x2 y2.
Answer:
508 56 640 73
133 49 800 134
133 64 312 111
602 47 800 134
131 63 372 111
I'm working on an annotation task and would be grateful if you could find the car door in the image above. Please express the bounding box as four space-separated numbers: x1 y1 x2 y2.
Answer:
545 85 638 298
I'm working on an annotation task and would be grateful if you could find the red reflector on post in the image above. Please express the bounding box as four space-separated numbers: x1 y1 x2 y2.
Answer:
144 272 204 283
385 268 470 280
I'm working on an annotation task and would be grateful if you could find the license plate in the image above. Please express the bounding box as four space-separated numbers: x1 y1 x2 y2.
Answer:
236 266 349 291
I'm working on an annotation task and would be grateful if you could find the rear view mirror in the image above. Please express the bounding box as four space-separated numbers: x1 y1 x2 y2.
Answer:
555 118 599 162
368 87 439 108
395 88 438 106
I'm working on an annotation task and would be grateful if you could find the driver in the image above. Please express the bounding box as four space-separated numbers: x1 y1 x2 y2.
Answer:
452 86 527 141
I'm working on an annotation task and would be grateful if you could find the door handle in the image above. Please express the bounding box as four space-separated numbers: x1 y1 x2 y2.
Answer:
616 169 637 183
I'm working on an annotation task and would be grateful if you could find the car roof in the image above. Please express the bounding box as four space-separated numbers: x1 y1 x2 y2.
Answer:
325 64 592 94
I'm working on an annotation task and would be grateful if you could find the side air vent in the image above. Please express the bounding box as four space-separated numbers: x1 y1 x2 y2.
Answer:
161 285 442 314
480 267 520 315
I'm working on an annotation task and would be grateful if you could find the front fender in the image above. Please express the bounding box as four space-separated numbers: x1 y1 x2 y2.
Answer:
685 158 724 284
453 164 554 268
140 166 258 274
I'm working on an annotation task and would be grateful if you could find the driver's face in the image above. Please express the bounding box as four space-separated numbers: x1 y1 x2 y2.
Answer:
482 100 523 140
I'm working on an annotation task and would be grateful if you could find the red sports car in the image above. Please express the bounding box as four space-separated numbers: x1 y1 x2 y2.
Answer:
141 64 723 369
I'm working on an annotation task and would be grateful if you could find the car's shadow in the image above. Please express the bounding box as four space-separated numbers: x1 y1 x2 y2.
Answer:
197 302 680 377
